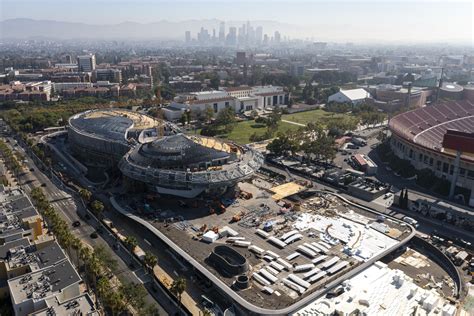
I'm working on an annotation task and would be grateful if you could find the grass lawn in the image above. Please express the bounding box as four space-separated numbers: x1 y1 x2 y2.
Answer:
281 109 348 126
225 120 300 144
190 109 353 145
192 120 300 144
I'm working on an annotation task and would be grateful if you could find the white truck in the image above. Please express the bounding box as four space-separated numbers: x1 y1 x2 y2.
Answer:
402 216 419 228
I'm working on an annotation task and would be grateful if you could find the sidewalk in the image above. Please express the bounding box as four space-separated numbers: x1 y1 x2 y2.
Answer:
281 119 306 127
152 265 202 316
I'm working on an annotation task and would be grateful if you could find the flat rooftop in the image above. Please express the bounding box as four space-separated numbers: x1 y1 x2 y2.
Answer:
8 259 81 304
5 241 66 272
31 293 98 316
291 261 456 316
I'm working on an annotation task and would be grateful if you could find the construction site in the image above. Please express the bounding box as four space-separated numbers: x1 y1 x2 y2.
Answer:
114 170 415 314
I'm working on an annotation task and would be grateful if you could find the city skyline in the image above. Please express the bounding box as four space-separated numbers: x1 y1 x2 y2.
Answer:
1 0 473 44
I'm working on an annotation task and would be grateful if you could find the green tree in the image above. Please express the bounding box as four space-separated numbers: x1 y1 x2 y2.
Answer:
90 200 104 218
170 277 187 313
180 113 187 126
265 108 282 134
202 309 212 316
302 123 337 162
96 276 110 310
266 131 300 156
139 304 160 316
214 106 236 133
143 251 158 274
124 236 138 259
120 282 147 311
79 188 92 202
210 76 220 90
204 107 214 123
94 245 118 273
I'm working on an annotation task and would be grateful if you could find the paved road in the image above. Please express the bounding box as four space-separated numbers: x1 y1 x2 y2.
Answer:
2 136 168 315
96 195 200 315
36 134 186 315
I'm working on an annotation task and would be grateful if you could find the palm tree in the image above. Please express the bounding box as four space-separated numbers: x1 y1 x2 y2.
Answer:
90 200 105 219
79 188 92 202
139 304 160 316
60 231 73 259
202 308 212 316
94 245 118 273
108 291 126 315
79 246 92 292
87 254 102 307
124 236 138 253
96 276 110 310
70 238 82 267
143 251 158 275
120 282 146 311
170 277 187 314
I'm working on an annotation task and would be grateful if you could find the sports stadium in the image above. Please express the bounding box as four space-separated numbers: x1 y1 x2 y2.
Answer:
67 109 178 167
119 133 264 197
67 109 263 197
388 99 474 206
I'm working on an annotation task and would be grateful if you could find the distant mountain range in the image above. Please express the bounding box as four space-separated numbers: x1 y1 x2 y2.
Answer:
0 18 303 40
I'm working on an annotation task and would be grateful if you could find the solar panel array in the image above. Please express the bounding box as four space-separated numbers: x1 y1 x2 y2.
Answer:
389 100 474 151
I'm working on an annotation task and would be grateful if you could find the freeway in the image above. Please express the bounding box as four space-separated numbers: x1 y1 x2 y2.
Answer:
2 135 168 315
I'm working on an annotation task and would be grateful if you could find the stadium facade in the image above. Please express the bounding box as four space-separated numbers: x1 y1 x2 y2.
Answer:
68 109 263 197
388 100 474 206
68 109 177 167
119 133 264 198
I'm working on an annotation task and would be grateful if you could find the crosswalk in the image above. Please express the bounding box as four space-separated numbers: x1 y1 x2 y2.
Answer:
46 189 71 201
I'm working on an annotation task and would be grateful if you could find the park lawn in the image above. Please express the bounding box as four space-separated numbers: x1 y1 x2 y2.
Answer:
193 120 300 144
191 109 354 145
281 109 348 126
225 120 300 144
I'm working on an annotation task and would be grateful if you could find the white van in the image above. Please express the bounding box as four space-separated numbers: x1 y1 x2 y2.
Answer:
402 216 419 228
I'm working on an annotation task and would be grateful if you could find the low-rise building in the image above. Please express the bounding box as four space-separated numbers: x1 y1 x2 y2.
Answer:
0 194 44 245
0 240 65 297
0 81 52 102
0 168 95 316
347 178 389 201
92 69 122 83
31 293 98 316
53 82 93 94
161 102 188 121
8 259 82 315
163 85 289 120
328 88 371 105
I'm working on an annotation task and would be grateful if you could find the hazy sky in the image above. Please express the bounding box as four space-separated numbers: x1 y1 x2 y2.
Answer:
1 0 473 43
